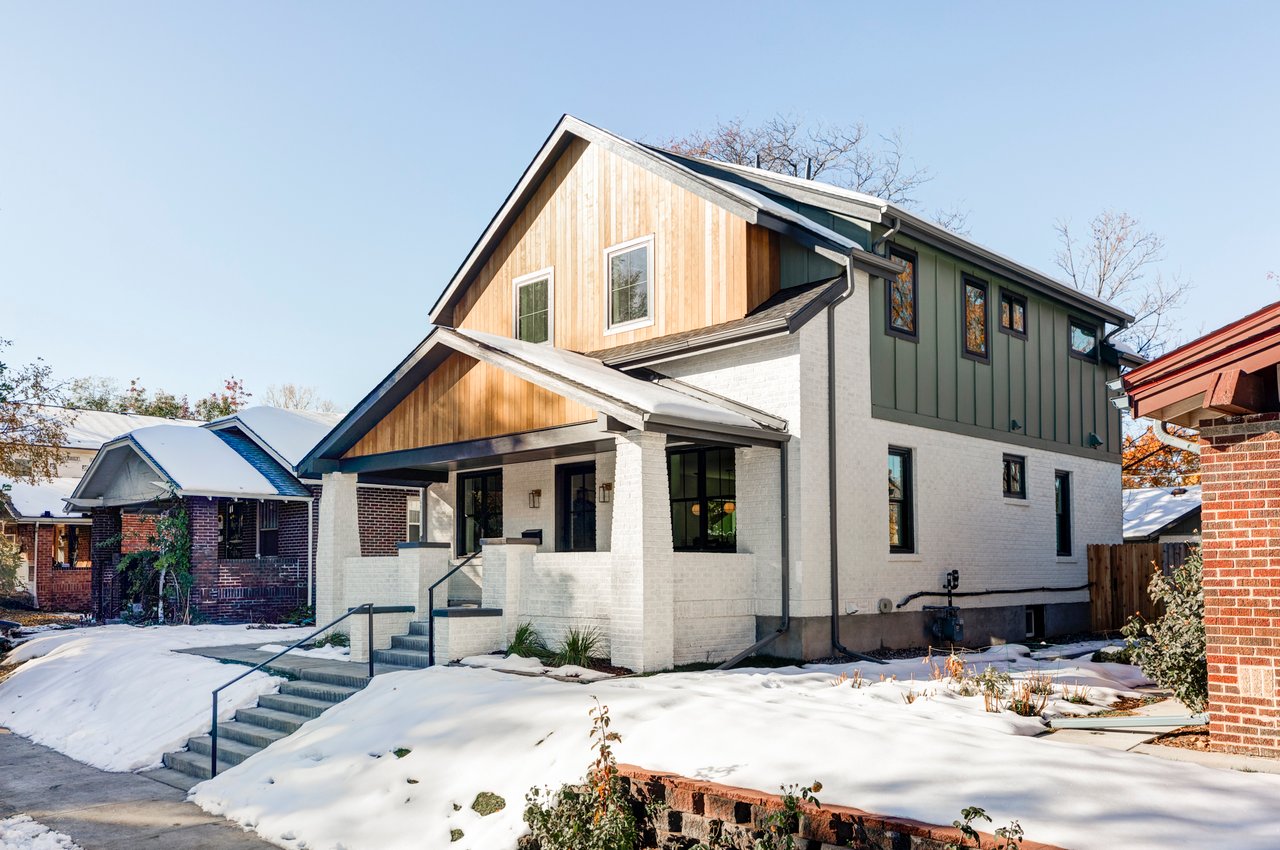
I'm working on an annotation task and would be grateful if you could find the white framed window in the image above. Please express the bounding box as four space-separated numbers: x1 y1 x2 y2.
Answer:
604 235 655 334
512 267 553 344
407 496 422 543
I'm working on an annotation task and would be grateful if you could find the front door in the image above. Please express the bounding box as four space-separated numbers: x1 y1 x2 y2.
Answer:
457 469 503 555
556 462 596 552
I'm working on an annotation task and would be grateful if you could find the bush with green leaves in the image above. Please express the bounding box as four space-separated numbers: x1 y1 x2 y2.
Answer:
0 534 23 599
946 806 1022 850
523 698 638 850
1122 546 1207 713
553 626 602 668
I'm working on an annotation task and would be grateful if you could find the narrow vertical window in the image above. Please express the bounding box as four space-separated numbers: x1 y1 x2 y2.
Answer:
605 236 654 331
962 276 989 361
258 500 279 558
457 469 503 556
406 496 422 544
999 290 1028 338
556 462 597 552
513 269 552 344
1002 454 1026 499
668 447 736 552
888 447 914 553
1055 471 1072 556
1069 320 1099 361
885 245 918 340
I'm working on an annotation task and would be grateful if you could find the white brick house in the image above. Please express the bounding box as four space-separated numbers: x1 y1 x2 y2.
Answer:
302 116 1136 672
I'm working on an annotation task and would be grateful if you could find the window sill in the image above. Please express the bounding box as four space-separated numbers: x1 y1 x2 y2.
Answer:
1003 497 1030 506
887 552 923 563
603 316 654 337
1056 555 1078 564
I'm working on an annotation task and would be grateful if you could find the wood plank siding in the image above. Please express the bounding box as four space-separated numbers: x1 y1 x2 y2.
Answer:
345 352 596 458
448 137 779 352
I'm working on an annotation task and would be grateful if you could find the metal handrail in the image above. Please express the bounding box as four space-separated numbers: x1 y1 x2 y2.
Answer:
208 601 414 777
428 551 480 666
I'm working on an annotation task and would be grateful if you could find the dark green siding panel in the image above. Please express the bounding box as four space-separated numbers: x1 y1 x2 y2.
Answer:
935 254 958 422
993 331 1010 432
869 276 896 409
895 339 917 414
1008 337 1025 433
916 251 938 418
1067 354 1083 446
1038 304 1054 442
1054 312 1069 443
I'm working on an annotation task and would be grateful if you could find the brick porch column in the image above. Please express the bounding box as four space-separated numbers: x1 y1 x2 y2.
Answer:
480 538 537 644
315 472 361 628
1200 412 1280 757
610 430 674 673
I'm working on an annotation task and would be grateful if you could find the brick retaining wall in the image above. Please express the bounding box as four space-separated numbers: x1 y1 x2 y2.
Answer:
611 765 1066 850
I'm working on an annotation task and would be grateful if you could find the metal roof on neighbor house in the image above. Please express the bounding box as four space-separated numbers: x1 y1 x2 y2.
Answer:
1123 485 1202 541
0 476 88 521
21 405 202 450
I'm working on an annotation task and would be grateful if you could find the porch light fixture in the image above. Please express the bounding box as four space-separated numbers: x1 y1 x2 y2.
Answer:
1010 418 1022 431
528 489 541 509
1087 432 1104 448
598 482 613 503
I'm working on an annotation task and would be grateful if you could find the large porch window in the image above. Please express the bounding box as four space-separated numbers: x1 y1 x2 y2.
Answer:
457 469 503 555
556 461 596 552
668 447 736 552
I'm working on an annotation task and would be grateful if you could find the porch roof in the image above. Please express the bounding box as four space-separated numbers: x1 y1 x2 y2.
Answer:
0 476 88 522
302 327 789 478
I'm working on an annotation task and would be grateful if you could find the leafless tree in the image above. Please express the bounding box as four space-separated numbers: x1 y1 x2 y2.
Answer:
263 383 338 413
663 115 970 234
1055 210 1190 358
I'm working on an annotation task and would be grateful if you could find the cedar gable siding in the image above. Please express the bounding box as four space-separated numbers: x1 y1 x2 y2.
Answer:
344 352 596 458
449 136 779 352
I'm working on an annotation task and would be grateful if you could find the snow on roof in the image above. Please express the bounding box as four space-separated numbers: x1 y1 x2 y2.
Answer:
696 172 860 253
29 406 201 450
1123 485 1202 540
449 329 774 432
127 425 279 498
0 476 86 520
208 407 344 470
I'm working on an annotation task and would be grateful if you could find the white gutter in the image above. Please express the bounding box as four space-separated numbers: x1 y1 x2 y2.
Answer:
1153 420 1200 455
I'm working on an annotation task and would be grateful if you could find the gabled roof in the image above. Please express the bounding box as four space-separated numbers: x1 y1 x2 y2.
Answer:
206 407 344 471
651 149 1135 328
20 405 202 450
1123 300 1280 426
302 328 789 470
1122 485 1202 540
0 476 87 521
427 115 901 324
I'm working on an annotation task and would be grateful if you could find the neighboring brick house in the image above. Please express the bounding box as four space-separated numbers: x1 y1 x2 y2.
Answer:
302 115 1137 673
67 406 420 623
1123 299 1280 758
0 407 202 612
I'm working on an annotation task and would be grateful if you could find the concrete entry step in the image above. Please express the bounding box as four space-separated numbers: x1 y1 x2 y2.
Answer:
372 647 433 668
280 679 362 702
234 706 310 734
186 735 259 766
216 719 290 749
256 692 336 719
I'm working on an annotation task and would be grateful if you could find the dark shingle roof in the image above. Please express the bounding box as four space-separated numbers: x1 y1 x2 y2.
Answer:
584 277 844 366
212 429 312 498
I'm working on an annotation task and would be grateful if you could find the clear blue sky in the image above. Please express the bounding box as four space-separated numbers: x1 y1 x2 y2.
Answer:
2 2 1276 409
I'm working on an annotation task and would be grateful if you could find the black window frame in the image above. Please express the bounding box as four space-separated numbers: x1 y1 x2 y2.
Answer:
667 446 737 553
258 500 280 558
456 468 504 556
960 274 991 364
884 244 919 342
1068 319 1100 362
1002 454 1027 499
1055 471 1072 557
555 461 597 553
998 289 1029 340
888 446 915 554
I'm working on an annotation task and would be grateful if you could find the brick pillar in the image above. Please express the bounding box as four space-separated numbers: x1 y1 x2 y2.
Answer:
480 538 537 644
91 508 122 620
1200 412 1280 758
610 430 674 673
186 497 219 620
316 472 361 628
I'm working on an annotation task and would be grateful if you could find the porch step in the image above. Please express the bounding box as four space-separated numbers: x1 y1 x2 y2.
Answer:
234 706 310 734
372 647 433 668
144 767 202 792
280 679 362 702
296 666 373 689
161 749 237 782
257 693 335 719
390 634 433 652
216 719 290 749
408 620 433 636
186 735 259 766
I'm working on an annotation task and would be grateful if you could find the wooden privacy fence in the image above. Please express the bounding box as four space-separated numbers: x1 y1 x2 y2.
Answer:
1087 542 1192 632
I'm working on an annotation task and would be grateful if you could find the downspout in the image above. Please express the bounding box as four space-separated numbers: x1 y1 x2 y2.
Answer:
827 261 886 665
717 446 789 669
1153 421 1200 455
307 496 315 607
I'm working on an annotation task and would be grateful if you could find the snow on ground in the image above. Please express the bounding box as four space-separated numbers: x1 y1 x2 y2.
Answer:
0 624 308 771
258 642 351 661
460 653 614 681
0 816 82 850
193 645 1280 850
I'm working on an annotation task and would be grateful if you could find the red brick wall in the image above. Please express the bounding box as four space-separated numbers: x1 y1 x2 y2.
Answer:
357 487 412 556
91 508 122 619
1200 412 1280 758
188 497 306 623
31 524 93 613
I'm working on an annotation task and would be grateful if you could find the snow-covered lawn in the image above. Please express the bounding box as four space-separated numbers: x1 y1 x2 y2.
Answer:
460 653 614 682
0 816 82 850
192 645 1280 850
0 624 308 771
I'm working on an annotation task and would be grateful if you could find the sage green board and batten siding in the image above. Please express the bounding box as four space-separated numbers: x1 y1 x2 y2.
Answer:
868 235 1122 460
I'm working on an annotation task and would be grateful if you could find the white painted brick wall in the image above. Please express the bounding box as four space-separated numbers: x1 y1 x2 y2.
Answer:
520 552 613 654
435 615 505 662
341 545 452 662
315 472 361 628
671 552 757 666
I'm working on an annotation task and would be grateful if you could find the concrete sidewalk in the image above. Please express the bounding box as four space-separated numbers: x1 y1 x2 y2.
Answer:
0 728 275 849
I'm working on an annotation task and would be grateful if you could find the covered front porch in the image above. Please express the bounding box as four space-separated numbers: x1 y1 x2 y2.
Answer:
307 329 789 672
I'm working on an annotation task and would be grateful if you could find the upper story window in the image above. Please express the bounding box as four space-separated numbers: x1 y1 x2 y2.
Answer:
605 235 654 333
1002 454 1026 499
999 289 1028 339
1069 320 1099 361
406 496 422 543
888 447 915 554
513 268 553 344
885 245 918 341
962 275 990 362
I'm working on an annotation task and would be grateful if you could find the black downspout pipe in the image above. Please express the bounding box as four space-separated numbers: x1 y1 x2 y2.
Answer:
828 263 887 665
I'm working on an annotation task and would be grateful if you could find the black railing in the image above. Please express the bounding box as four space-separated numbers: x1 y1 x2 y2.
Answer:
428 552 480 666
209 602 414 777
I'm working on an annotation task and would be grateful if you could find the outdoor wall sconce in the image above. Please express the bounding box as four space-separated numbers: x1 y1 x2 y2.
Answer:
528 489 541 509
1087 432 1104 448
598 482 613 503
1010 418 1023 431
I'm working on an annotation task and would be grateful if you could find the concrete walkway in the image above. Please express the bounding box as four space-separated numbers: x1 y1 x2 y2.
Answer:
0 728 276 849
176 644 412 683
